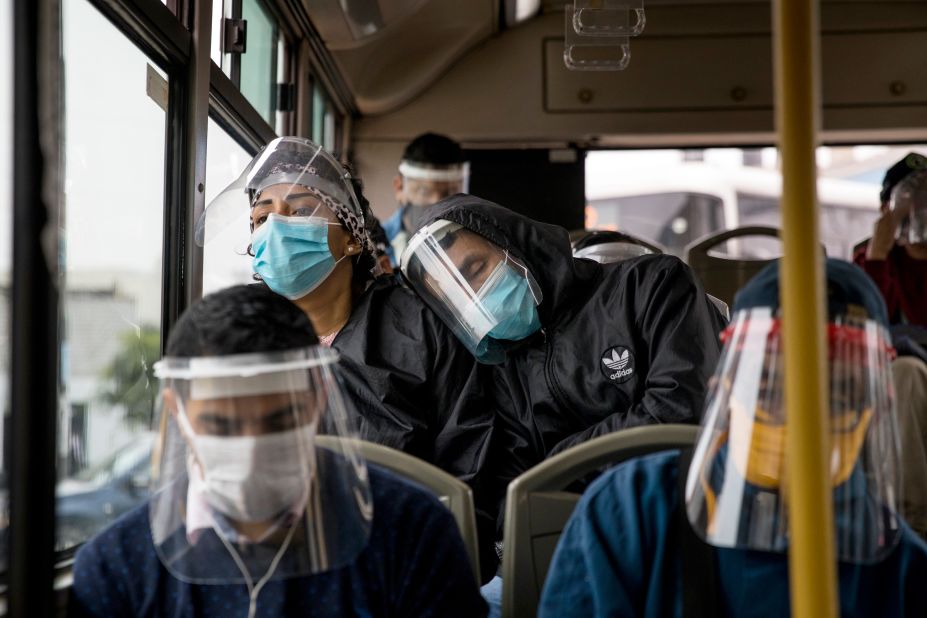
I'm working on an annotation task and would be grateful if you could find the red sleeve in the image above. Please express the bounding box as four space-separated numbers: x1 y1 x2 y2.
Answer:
856 249 901 320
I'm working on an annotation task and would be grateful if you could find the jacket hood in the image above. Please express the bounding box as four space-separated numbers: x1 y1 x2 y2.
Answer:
421 194 600 326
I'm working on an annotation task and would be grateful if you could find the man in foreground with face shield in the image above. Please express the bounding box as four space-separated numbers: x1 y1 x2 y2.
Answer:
383 132 469 265
69 285 486 618
538 259 927 617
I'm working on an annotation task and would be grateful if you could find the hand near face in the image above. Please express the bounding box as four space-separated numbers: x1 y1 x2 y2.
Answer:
867 210 898 261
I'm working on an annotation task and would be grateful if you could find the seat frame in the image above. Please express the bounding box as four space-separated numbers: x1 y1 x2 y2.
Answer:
315 435 481 583
501 424 700 618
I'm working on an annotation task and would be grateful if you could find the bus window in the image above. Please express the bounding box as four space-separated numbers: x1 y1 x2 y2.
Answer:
202 117 254 294
240 0 278 124
210 0 224 66
56 0 168 552
586 192 724 257
0 0 11 574
586 145 926 260
312 83 330 149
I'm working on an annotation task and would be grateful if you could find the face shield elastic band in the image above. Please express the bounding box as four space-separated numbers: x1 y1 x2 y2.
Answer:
154 350 340 380
398 161 470 183
246 142 322 188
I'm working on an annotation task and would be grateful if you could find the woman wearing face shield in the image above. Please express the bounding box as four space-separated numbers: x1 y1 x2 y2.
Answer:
68 285 487 618
198 137 501 581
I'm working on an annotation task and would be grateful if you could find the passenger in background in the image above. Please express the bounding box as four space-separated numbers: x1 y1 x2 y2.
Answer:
401 194 725 518
854 152 927 327
539 259 927 617
69 284 486 618
198 138 500 580
853 153 927 540
384 132 469 265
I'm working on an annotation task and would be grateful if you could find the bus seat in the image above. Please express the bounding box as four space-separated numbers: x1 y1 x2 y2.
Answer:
314 436 481 583
500 424 700 618
707 294 730 320
571 229 666 255
684 226 782 307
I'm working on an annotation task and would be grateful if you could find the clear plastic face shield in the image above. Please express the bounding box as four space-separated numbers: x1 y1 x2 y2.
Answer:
397 161 470 233
685 308 902 563
400 220 543 364
197 137 373 299
150 348 372 595
573 241 653 263
889 168 927 246
196 136 363 247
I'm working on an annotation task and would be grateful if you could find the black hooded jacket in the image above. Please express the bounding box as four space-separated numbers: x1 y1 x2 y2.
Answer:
329 275 499 580
417 195 726 503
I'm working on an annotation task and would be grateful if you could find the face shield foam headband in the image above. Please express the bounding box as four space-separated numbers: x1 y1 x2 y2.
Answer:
398 160 470 185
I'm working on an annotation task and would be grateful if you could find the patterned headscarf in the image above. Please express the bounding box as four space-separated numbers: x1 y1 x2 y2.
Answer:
249 162 379 270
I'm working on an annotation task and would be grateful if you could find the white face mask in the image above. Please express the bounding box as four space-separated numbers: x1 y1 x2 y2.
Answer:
180 413 316 523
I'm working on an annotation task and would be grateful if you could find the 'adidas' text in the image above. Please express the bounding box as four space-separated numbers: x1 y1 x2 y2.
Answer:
610 367 634 380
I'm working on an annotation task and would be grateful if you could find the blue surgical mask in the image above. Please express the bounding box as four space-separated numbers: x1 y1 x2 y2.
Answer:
478 261 541 342
252 214 338 299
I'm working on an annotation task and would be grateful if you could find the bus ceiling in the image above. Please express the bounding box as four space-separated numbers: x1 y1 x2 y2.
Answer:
302 1 927 147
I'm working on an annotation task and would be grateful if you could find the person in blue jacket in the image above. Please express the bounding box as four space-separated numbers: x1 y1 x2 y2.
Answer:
383 132 469 265
69 284 486 618
539 258 927 617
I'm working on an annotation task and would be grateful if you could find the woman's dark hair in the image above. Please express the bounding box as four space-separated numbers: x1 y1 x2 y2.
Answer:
345 170 378 289
167 284 318 357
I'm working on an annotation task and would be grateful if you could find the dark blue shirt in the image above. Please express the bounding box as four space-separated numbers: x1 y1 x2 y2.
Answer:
69 464 487 617
539 451 927 618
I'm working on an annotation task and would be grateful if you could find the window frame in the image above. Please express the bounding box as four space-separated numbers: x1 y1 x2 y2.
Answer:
7 0 355 608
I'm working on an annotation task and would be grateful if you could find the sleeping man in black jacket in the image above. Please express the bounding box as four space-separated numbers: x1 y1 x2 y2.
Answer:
400 195 726 519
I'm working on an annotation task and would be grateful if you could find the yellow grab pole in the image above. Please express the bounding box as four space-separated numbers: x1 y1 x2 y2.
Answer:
773 0 837 617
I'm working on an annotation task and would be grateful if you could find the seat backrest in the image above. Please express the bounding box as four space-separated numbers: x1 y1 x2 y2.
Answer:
501 424 700 618
572 229 666 255
314 436 481 583
684 226 781 307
